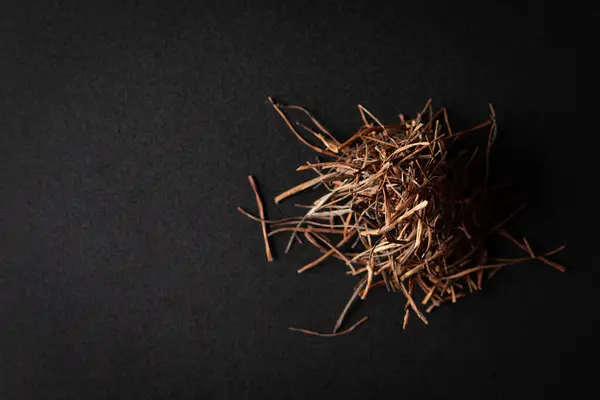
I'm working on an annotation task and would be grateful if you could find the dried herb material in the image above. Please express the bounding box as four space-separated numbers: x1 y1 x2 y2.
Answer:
240 98 565 336
246 175 273 262
289 316 369 337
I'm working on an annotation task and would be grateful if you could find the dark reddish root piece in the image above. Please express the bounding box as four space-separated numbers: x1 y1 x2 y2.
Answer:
240 98 566 334
268 97 338 157
297 230 357 274
334 278 366 333
247 176 273 262
289 316 369 337
497 229 566 272
237 207 302 224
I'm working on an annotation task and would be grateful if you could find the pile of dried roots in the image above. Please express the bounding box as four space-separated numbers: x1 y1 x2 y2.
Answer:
239 97 565 336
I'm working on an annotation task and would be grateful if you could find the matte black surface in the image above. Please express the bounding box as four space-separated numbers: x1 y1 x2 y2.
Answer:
0 1 590 399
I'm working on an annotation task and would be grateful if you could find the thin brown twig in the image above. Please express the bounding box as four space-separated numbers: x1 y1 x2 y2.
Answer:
289 316 369 337
247 176 273 262
334 278 366 333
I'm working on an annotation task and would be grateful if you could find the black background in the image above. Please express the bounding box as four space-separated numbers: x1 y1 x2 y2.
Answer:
0 1 590 399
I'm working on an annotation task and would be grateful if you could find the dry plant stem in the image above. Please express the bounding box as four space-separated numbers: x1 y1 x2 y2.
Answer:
289 316 369 337
268 227 346 236
237 207 303 225
361 263 374 299
334 278 367 333
361 200 429 236
297 162 359 172
297 121 341 152
247 176 273 262
441 246 565 280
297 230 357 273
268 97 337 157
279 103 339 145
400 282 428 325
274 173 339 204
303 231 328 253
497 229 566 272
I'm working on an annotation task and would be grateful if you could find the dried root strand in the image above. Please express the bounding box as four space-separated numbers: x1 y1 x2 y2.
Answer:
247 175 273 262
240 98 566 335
